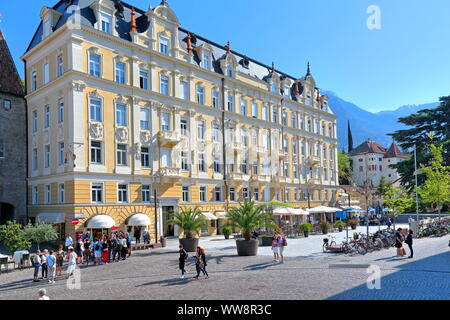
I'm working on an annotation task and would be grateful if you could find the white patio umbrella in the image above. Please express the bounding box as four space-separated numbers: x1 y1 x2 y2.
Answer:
307 206 341 213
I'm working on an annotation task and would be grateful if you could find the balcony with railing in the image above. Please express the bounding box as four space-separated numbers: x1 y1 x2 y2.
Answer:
308 155 320 166
159 167 182 178
158 131 181 147
256 174 271 182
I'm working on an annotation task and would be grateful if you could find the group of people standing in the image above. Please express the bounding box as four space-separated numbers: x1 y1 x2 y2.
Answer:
32 245 77 283
395 228 414 258
178 245 209 280
271 234 288 264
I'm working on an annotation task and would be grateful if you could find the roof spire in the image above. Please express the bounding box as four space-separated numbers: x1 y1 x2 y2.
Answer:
187 32 193 55
160 0 169 6
130 8 137 33
226 41 231 54
306 62 311 76
271 62 275 73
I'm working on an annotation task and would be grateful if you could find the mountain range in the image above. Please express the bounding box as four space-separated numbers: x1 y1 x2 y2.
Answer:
325 91 439 151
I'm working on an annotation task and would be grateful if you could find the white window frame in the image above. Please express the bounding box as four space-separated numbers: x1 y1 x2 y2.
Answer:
91 183 104 203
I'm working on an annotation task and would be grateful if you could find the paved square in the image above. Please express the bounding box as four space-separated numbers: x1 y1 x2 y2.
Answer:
0 233 448 300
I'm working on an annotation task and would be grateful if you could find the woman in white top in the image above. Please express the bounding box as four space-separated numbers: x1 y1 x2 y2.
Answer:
277 235 286 264
66 247 77 279
271 236 279 262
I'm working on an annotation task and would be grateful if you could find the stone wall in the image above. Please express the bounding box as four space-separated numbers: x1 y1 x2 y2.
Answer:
0 93 27 223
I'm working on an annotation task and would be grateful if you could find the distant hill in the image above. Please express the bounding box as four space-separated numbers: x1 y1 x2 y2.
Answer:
325 91 439 151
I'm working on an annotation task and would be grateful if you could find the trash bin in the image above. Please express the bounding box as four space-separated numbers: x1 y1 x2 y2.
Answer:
160 237 167 248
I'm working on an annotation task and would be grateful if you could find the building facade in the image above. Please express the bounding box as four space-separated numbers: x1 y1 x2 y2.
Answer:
23 0 339 240
0 30 27 225
350 140 405 188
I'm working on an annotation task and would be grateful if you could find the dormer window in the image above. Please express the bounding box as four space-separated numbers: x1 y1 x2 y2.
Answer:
203 53 210 70
100 12 112 34
226 65 233 77
43 17 51 38
159 36 169 55
271 82 278 94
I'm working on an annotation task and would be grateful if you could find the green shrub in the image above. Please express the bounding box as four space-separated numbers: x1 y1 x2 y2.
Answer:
334 221 346 229
298 222 313 233
222 225 233 236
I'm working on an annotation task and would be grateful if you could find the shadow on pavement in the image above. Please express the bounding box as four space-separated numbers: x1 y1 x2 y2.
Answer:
328 251 450 300
243 262 277 271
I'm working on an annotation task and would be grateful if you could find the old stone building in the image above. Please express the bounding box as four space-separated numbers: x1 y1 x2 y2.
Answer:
0 29 27 224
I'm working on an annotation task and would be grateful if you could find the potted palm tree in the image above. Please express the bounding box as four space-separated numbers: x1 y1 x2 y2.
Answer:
320 220 330 234
226 201 274 256
222 225 233 240
168 207 207 252
298 222 313 237
334 221 346 232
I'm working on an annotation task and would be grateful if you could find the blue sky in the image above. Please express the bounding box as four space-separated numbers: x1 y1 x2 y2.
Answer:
1 0 449 112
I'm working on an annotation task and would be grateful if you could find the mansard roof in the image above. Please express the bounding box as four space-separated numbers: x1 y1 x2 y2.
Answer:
0 29 25 97
25 0 327 106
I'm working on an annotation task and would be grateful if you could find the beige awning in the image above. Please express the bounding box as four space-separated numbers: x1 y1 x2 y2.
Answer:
215 211 227 219
86 215 116 229
202 212 218 221
127 214 151 227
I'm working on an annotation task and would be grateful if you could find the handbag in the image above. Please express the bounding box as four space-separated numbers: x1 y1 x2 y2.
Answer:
401 248 406 256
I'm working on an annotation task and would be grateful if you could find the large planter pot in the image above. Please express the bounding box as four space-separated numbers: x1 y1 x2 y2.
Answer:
236 239 259 256
224 234 230 240
351 225 357 230
322 229 329 235
259 236 273 247
179 238 199 252
338 227 343 232
303 231 309 238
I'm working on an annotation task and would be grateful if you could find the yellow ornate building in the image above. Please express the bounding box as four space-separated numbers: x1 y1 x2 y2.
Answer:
22 0 339 240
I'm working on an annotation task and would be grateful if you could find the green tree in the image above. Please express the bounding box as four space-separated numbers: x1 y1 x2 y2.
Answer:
226 201 275 241
389 95 450 190
0 221 31 255
383 188 414 229
376 176 393 198
418 144 450 219
338 151 352 185
24 222 58 250
168 207 207 239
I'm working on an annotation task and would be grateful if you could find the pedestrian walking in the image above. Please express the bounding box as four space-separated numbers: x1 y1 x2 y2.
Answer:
64 234 73 250
386 218 392 230
66 247 77 279
113 233 122 262
32 250 41 282
405 229 414 259
277 235 287 264
56 245 65 276
194 247 208 279
47 250 56 284
37 288 50 301
40 249 48 279
134 228 141 244
178 244 188 279
395 228 404 257
271 235 279 263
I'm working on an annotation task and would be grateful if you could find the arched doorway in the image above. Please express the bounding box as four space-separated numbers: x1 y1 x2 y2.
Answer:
0 202 15 225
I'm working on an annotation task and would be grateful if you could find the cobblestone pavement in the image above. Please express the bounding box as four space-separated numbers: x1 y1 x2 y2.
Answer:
0 235 448 300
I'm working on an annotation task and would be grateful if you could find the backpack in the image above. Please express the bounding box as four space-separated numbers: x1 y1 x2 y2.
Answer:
282 237 288 247
95 243 100 251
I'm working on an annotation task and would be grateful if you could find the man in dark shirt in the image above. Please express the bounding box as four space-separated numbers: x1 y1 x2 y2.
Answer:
405 229 414 258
